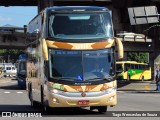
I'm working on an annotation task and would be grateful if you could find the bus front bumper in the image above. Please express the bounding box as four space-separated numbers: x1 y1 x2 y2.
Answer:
47 91 117 107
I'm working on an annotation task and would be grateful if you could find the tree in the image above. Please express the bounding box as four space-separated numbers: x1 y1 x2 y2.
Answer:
0 49 24 63
127 52 148 63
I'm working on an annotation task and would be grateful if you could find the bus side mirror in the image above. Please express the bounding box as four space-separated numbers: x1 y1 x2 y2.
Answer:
32 29 40 39
26 29 40 40
115 37 124 59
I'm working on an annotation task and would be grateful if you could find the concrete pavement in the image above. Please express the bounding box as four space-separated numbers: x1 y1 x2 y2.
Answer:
117 80 160 93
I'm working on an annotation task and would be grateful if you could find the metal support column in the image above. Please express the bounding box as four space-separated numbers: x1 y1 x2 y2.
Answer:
38 0 54 13
149 52 154 80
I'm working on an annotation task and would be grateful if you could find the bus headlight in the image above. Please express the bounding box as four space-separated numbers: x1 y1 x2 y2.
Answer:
49 88 63 94
102 86 117 93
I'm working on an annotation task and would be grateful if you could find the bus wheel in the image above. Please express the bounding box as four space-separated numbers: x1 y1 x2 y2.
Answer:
97 106 107 113
30 89 39 108
141 76 144 81
43 102 52 113
127 75 130 81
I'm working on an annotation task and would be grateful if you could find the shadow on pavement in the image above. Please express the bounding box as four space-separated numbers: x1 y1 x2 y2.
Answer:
43 107 102 116
117 81 131 88
0 84 21 90
0 105 35 112
0 105 103 116
117 80 157 91
11 78 17 81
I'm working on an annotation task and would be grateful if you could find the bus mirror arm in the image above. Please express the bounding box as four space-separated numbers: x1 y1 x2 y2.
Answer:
42 39 48 60
115 37 124 59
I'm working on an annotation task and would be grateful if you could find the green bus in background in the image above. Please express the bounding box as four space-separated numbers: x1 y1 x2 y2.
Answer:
116 61 151 81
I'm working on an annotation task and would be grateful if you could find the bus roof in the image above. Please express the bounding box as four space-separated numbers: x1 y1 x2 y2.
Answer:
28 6 110 26
46 6 109 12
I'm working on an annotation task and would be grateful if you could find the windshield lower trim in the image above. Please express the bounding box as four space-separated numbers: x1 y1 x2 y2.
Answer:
46 37 114 43
48 77 116 85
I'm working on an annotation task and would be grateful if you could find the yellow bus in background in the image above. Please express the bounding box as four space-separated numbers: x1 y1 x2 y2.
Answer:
26 6 123 113
116 61 151 81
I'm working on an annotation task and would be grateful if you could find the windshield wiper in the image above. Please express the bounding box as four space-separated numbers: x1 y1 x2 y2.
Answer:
55 34 65 36
96 33 104 35
103 76 113 81
85 77 113 82
52 77 79 82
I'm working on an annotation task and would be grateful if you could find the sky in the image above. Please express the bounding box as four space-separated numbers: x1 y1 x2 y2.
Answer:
0 6 37 27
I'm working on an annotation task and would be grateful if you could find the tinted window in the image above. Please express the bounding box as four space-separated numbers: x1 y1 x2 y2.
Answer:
49 48 115 82
48 12 113 40
135 64 138 69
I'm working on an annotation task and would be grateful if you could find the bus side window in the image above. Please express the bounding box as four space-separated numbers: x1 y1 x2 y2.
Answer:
147 65 150 70
142 65 145 70
127 64 130 70
135 64 138 70
125 63 130 71
139 65 143 70
145 65 150 70
130 64 135 70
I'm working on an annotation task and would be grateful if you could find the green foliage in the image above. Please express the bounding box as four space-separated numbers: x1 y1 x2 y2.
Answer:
0 49 25 63
127 52 148 63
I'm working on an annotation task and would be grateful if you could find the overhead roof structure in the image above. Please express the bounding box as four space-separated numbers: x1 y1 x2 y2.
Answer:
0 0 37 6
0 0 159 13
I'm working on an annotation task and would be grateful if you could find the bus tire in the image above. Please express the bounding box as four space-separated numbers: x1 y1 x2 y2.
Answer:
97 106 107 113
141 76 144 81
41 86 44 108
28 83 31 99
127 75 130 81
29 86 39 108
43 101 52 113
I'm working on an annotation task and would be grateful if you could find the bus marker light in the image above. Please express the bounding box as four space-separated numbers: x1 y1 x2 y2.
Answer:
108 96 114 102
53 98 59 103
53 98 57 102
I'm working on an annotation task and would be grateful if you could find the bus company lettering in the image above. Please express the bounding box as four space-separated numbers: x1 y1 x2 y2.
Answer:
75 88 92 91
75 44 89 49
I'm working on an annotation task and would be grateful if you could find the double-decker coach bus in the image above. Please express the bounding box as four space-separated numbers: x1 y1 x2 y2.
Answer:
26 6 123 113
116 61 151 81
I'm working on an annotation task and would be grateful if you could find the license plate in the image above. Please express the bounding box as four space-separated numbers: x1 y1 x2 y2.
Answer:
78 100 89 105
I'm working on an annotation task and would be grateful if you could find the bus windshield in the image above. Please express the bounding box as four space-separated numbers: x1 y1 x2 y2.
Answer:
48 12 113 40
49 48 115 83
18 61 26 75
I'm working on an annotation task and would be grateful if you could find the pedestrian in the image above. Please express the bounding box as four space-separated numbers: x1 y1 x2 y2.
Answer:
158 80 160 91
156 70 160 91
155 70 158 82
